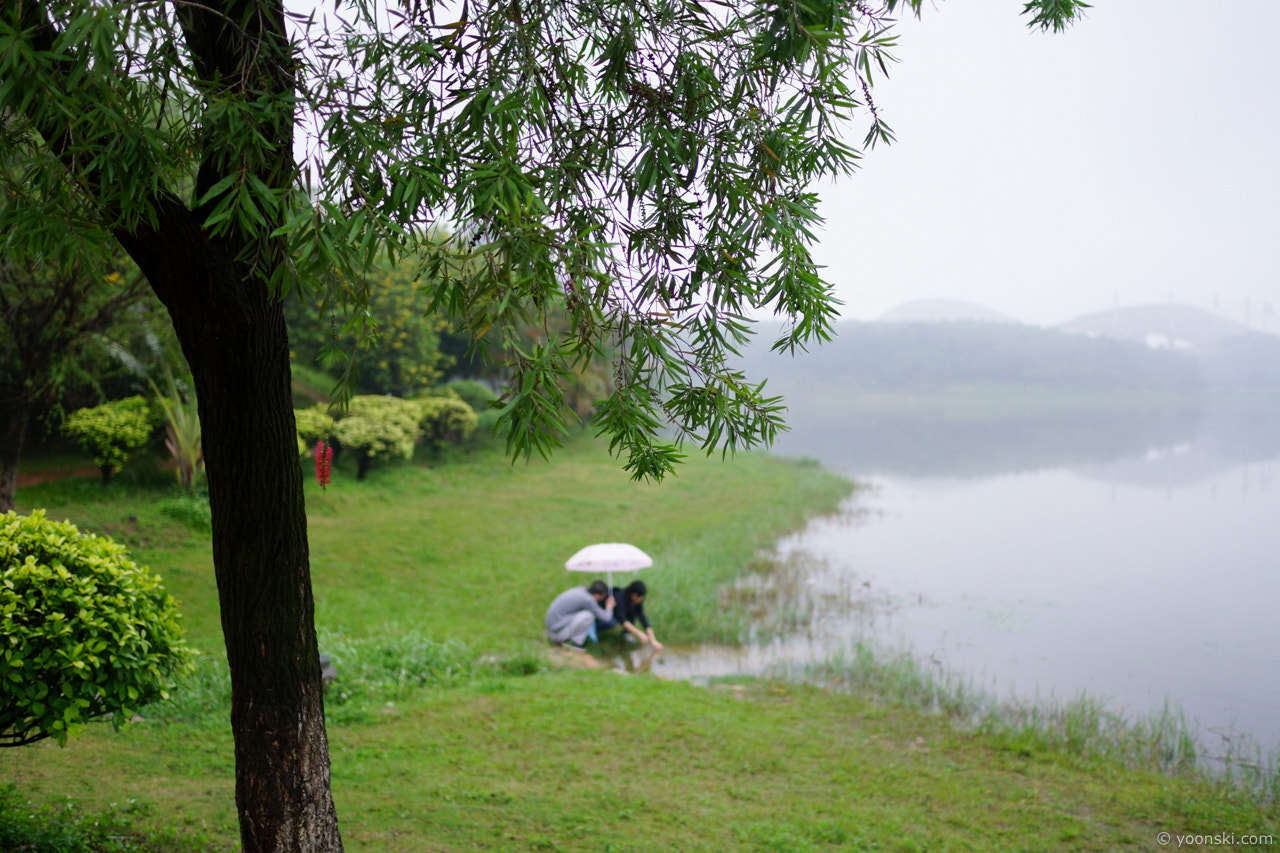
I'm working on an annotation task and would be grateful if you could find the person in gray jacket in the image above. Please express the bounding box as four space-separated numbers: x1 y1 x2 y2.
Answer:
545 580 614 648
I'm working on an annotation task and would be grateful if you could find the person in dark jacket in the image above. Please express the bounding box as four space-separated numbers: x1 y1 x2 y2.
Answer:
595 580 663 650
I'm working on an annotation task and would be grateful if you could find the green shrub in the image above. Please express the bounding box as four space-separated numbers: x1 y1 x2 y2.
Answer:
0 510 192 747
413 395 478 447
157 494 212 531
475 407 504 436
332 395 420 479
61 397 154 485
0 784 216 853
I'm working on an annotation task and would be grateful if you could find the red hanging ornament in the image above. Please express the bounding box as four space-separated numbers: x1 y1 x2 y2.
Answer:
314 441 333 489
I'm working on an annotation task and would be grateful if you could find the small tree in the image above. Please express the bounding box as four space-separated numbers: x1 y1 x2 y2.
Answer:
331 396 420 480
0 510 192 747
61 397 153 485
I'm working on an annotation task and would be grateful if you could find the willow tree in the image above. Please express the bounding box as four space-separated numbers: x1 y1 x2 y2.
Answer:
0 0 1086 850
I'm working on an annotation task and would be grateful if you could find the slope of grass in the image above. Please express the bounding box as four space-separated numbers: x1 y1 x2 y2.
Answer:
15 434 854 654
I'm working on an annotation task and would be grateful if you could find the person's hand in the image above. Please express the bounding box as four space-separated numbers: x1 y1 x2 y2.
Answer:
651 639 664 651
606 596 615 609
637 635 650 645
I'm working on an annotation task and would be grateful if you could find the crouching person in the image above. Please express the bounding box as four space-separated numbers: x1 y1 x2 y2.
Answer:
545 580 614 649
605 580 663 651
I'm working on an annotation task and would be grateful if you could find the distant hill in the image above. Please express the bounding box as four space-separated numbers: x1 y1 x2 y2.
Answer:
1056 304 1280 389
1056 304 1253 349
741 320 1204 392
879 299 1018 324
731 318 1280 479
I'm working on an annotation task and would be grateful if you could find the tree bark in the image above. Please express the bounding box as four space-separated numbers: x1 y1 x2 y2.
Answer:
0 403 28 513
118 214 344 853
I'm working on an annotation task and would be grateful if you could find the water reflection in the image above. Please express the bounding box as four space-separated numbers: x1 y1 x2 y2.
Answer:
642 389 1280 754
766 391 1280 483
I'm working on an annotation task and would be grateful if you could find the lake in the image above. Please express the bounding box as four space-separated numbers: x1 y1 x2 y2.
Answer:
650 388 1280 756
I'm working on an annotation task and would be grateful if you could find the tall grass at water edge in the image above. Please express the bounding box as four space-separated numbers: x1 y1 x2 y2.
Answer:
786 639 1280 804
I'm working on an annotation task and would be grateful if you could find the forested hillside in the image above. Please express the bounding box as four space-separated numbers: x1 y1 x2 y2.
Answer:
741 320 1206 391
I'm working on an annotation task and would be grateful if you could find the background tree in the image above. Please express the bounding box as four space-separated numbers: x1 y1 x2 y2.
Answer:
0 1 1087 851
286 254 452 398
0 256 153 511
447 310 616 422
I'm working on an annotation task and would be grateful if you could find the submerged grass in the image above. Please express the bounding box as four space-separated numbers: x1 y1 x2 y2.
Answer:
794 638 1280 805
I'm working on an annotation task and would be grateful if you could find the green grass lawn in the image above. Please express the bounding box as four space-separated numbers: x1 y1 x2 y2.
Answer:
5 435 1278 852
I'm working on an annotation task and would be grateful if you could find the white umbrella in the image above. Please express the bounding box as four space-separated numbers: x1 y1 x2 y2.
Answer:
565 542 652 593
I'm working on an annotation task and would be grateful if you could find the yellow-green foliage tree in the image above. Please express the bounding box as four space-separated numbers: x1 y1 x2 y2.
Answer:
61 396 153 485
286 256 452 398
331 396 421 480
0 510 191 747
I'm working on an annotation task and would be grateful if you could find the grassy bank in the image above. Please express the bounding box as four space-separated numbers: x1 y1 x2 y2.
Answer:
5 664 1278 852
5 435 1279 851
14 435 854 652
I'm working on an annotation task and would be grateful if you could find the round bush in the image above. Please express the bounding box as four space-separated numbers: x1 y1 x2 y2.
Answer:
332 396 421 479
61 396 154 483
414 394 479 446
0 510 192 747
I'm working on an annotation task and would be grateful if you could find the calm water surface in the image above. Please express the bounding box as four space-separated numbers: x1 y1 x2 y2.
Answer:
648 393 1280 753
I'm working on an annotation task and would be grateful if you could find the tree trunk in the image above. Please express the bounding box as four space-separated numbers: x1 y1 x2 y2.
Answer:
119 219 344 853
0 403 28 513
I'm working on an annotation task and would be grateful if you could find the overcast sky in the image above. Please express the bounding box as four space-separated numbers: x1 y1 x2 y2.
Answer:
812 1 1280 330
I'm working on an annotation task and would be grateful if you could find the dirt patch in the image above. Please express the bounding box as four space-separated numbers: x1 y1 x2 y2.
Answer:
15 467 99 488
545 646 607 670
